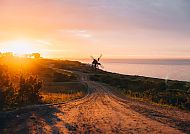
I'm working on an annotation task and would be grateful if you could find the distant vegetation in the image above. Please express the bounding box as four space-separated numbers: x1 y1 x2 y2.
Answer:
90 72 190 110
53 60 103 73
0 52 41 59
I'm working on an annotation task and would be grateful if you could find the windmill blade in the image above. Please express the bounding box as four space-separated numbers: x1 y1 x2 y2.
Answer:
98 54 102 61
90 56 95 60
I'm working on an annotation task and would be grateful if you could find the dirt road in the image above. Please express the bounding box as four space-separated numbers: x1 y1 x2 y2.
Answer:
0 71 190 134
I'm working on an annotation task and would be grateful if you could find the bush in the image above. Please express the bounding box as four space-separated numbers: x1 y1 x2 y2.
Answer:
53 72 77 82
0 65 15 110
18 75 42 104
0 64 43 110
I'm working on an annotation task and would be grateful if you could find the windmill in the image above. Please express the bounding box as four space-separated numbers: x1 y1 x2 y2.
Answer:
91 54 104 70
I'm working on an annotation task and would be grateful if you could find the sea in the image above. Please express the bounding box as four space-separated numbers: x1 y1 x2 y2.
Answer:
79 59 190 82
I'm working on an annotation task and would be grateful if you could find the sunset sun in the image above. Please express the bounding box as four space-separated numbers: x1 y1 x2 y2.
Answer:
3 39 35 55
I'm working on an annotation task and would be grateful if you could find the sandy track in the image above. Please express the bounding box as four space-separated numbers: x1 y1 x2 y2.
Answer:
0 72 190 134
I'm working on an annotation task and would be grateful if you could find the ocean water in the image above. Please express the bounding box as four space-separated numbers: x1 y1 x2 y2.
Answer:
80 59 190 82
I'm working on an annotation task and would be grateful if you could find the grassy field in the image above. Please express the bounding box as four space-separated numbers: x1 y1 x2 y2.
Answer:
1 56 190 111
90 72 190 110
47 59 190 110
0 57 88 111
36 64 88 104
41 82 87 103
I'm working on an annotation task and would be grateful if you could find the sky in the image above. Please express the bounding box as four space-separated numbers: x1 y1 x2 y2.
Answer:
0 0 190 59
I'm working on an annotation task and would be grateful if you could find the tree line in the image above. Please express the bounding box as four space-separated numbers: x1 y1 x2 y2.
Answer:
0 52 41 58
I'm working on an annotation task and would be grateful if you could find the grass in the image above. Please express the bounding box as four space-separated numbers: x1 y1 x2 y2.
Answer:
90 72 190 110
32 61 88 104
2 56 189 111
41 92 84 104
0 57 88 110
38 65 88 104
51 59 190 110
41 82 88 104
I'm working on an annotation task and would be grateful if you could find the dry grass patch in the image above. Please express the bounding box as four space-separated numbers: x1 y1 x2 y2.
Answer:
41 82 88 104
41 92 84 104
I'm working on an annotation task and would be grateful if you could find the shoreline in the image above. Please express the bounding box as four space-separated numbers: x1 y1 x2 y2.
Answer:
93 62 190 82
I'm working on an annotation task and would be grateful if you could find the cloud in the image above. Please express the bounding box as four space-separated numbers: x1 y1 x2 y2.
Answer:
67 29 93 38
41 49 68 52
58 29 94 39
64 0 190 32
35 40 51 45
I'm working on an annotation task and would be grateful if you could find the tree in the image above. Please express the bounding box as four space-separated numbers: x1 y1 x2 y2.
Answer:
32 53 40 59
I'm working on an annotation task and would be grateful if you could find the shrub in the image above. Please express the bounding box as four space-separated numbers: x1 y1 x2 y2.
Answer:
18 75 42 104
0 64 43 110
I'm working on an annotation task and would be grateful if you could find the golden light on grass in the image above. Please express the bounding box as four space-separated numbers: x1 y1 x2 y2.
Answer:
41 92 84 104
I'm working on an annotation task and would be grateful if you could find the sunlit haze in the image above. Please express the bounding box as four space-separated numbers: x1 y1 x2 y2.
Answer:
1 39 36 55
0 0 190 59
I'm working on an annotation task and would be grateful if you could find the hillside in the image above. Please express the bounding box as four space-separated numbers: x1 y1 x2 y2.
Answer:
0 57 190 133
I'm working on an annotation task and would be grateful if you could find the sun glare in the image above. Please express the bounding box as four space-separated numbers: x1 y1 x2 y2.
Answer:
3 39 35 55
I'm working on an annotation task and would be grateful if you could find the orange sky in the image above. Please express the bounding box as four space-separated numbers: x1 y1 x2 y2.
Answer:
0 0 190 59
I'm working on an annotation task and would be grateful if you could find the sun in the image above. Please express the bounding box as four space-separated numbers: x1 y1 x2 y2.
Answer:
3 39 35 55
